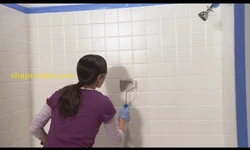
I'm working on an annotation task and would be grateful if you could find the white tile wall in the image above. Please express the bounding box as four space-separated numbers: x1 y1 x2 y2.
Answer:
0 3 234 148
26 4 228 147
221 4 237 147
0 5 31 147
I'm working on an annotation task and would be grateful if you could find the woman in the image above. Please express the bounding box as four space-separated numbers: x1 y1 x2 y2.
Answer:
29 54 130 147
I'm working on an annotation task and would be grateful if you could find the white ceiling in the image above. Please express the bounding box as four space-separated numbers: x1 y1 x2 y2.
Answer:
18 4 91 8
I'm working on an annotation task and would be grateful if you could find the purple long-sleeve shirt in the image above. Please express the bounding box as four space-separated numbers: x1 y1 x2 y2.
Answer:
30 89 124 147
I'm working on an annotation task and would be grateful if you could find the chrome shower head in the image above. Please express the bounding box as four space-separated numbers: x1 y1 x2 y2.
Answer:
198 10 209 21
198 3 220 21
198 5 213 21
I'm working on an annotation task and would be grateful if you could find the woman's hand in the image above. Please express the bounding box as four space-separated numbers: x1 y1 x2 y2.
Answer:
118 106 130 123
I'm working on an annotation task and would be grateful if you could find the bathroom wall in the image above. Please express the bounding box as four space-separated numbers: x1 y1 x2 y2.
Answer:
27 4 231 147
0 5 31 147
221 4 237 147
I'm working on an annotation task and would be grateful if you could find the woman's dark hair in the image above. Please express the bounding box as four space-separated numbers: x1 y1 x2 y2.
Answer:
57 54 107 118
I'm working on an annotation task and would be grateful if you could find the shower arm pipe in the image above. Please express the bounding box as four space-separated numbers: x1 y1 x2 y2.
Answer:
209 3 220 9
204 3 218 14
210 3 215 9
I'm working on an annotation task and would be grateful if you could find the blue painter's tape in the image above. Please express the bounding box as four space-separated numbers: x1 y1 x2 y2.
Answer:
1 3 166 14
27 3 166 14
213 3 220 8
1 4 29 13
234 4 248 147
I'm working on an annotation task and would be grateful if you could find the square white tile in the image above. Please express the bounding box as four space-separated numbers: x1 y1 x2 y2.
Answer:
51 27 64 40
92 38 105 51
106 37 118 51
147 34 161 49
119 22 132 36
133 50 147 63
132 7 146 21
162 19 175 34
77 11 91 24
118 8 131 22
119 37 132 50
106 51 119 65
105 23 118 37
105 9 118 23
133 36 146 49
120 51 133 64
78 25 91 38
64 26 78 39
132 21 146 35
65 40 77 52
91 10 104 24
78 39 92 52
92 24 105 37
63 12 77 25
146 20 161 34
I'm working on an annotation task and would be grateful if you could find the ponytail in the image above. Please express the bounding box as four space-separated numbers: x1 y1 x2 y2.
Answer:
57 82 83 118
56 54 107 118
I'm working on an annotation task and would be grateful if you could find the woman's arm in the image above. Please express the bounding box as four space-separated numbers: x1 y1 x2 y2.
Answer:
103 117 124 146
103 107 130 146
117 118 126 133
29 103 52 143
